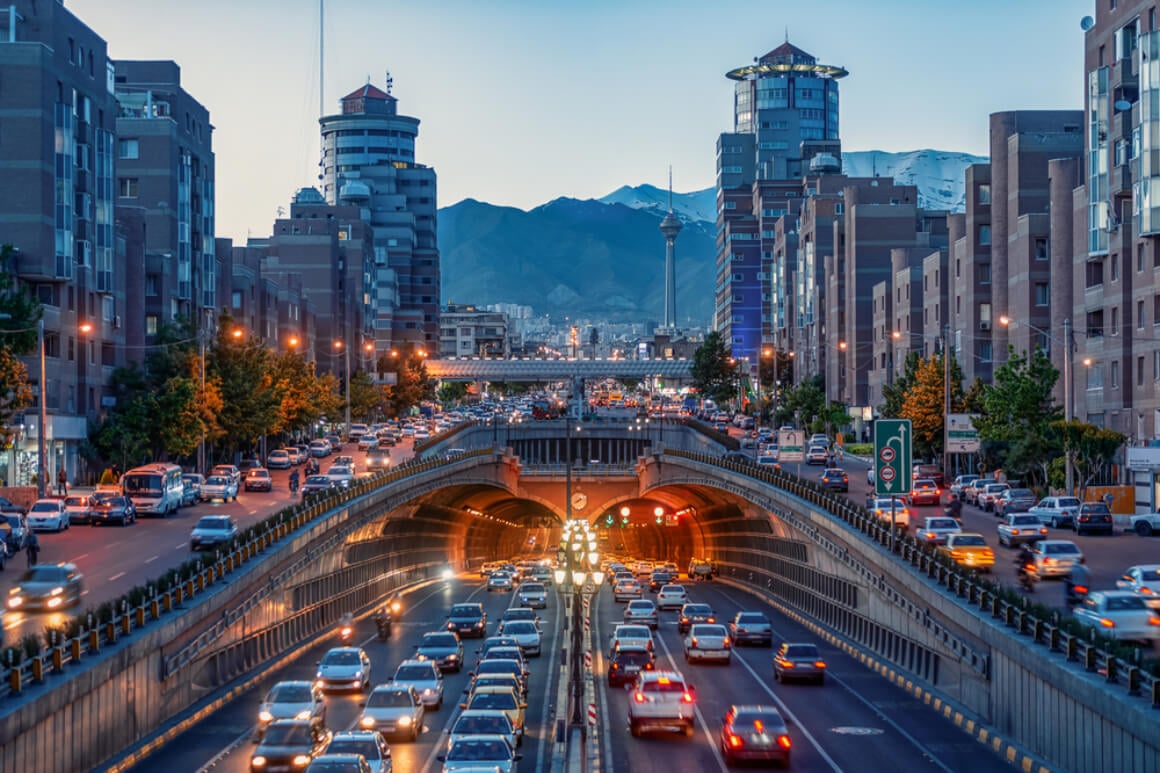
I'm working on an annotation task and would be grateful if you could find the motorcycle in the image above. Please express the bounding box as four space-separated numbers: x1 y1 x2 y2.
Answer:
338 621 355 646
374 611 392 641
1066 582 1089 608
1017 563 1037 593
289 474 300 494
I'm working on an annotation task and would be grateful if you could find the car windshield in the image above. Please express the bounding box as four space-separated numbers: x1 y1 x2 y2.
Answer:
478 660 520 675
928 519 957 529
1106 596 1147 611
1082 504 1111 515
394 665 436 681
521 583 545 593
366 689 413 708
1012 516 1039 525
262 723 312 745
455 715 510 734
322 650 361 666
205 476 229 486
616 626 650 637
29 502 59 512
470 693 516 710
1058 498 1081 507
448 739 511 760
64 497 87 507
268 684 312 703
305 476 330 484
736 613 767 624
2 515 21 527
196 517 230 530
421 633 458 647
504 622 537 635
684 605 712 616
19 567 66 583
783 644 820 658
627 602 654 611
956 535 986 546
1044 543 1081 555
247 470 268 478
451 605 481 617
325 739 379 758
614 651 652 666
121 474 163 496
1009 489 1033 497
692 625 727 637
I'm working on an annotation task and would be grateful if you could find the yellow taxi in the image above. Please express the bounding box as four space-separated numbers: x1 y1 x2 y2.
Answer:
936 533 995 572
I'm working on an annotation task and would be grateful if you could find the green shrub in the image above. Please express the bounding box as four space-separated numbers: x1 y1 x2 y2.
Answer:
19 634 40 659
845 443 872 456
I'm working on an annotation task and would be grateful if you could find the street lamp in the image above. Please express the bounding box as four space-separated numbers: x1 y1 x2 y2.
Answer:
756 347 771 440
36 318 46 497
334 340 351 441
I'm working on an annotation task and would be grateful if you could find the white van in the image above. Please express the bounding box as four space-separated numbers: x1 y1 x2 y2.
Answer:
120 463 185 517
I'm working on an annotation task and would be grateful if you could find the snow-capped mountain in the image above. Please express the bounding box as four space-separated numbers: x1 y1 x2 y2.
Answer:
597 184 718 224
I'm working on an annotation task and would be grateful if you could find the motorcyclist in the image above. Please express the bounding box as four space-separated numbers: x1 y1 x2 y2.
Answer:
1066 557 1091 606
289 469 300 493
338 612 355 644
944 493 963 520
306 458 320 476
374 607 392 640
1015 544 1035 586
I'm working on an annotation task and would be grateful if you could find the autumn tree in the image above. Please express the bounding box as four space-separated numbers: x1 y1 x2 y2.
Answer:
0 244 42 442
900 355 947 459
209 320 279 456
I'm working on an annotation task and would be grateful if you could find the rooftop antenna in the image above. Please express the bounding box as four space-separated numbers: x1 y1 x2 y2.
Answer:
319 0 324 117
668 165 673 212
785 26 789 43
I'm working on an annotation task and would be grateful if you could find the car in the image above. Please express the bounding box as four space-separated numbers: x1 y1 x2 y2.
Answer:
459 686 526 739
809 433 829 447
1028 539 1084 578
755 454 780 468
684 623 732 664
258 681 327 737
190 515 239 550
182 473 205 502
608 624 654 656
334 455 355 469
607 644 656 686
302 475 335 496
1073 591 1160 642
962 477 994 506
912 463 945 488
1 512 31 552
907 479 940 506
1074 502 1115 535
325 465 354 489
179 478 200 507
393 659 444 708
62 494 95 525
91 495 136 526
267 450 292 470
728 611 773 646
655 584 689 611
26 499 69 532
326 434 344 451
498 620 541 657
936 533 995 572
517 582 547 608
415 631 465 672
479 636 521 661
687 558 715 580
1116 565 1160 599
1028 496 1082 528
488 571 514 592
720 704 792 767
479 561 502 577
437 734 521 773
449 710 518 753
309 439 332 458
627 670 696 737
648 570 673 593
357 435 377 452
201 474 239 502
950 474 980 497
6 563 84 610
1130 510 1160 536
820 467 849 492
500 607 541 632
805 445 828 465
613 578 643 602
358 684 424 741
210 464 242 485
447 603 488 638
867 497 910 529
251 718 332 772
916 517 962 546
678 603 717 634
977 483 1011 512
472 658 528 696
633 560 654 577
244 467 274 492
866 467 875 485
997 514 1049 547
315 647 373 693
995 488 1037 516
320 731 391 773
304 754 374 773
624 599 659 629
530 566 552 585
773 641 827 684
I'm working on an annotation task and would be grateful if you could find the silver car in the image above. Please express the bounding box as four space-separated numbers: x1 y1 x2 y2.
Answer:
438 734 520 773
623 599 659 629
7 563 84 610
358 684 424 741
200 474 238 502
190 515 239 551
498 620 542 657
773 642 827 685
415 631 465 673
393 659 444 709
449 709 517 752
26 499 69 532
683 623 733 664
258 681 327 735
315 647 373 692
517 582 547 608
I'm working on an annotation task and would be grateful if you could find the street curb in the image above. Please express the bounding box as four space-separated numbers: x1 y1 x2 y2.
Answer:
718 577 1057 773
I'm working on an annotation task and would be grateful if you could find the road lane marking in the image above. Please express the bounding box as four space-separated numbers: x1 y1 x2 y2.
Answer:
145 555 159 564
175 542 186 550
593 589 616 773
108 572 126 582
533 586 565 773
652 631 729 771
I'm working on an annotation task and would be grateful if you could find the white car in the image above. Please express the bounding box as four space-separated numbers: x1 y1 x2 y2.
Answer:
393 659 444 709
266 449 292 469
655 584 689 611
357 435 377 451
806 445 828 465
325 464 354 489
917 516 962 545
499 620 542 657
1027 496 1082 528
624 599 659 629
608 623 654 656
683 623 732 664
1116 565 1160 601
257 681 326 735
27 499 69 532
867 497 910 529
1028 540 1084 578
315 647 373 692
201 475 239 502
1073 591 1160 641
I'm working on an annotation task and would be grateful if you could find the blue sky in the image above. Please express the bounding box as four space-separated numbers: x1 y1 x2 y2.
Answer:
68 0 1092 241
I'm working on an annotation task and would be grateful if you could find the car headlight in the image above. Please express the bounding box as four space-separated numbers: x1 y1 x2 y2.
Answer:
292 754 311 767
354 670 363 679
422 688 435 695
447 654 458 660
7 596 22 608
251 756 267 767
397 715 413 726
294 709 311 720
360 716 376 728
258 710 273 722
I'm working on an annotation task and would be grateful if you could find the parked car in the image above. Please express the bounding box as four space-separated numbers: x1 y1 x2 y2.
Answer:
182 473 205 502
190 515 239 551
1028 496 1082 529
62 494 96 525
995 488 1037 516
201 475 239 502
950 474 980 497
1028 540 1084 578
26 499 69 532
1073 591 1160 642
244 467 273 492
91 495 137 526
773 641 827 684
917 516 962 545
720 705 792 767
1116 565 1160 599
1074 502 1115 535
997 514 1048 547
209 464 241 486
1 513 31 552
962 477 996 506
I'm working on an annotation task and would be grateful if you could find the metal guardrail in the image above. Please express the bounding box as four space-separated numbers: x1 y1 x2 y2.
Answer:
0 449 493 699
520 464 636 477
666 449 1160 709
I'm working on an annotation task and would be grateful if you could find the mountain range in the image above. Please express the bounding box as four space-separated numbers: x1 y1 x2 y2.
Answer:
437 149 988 325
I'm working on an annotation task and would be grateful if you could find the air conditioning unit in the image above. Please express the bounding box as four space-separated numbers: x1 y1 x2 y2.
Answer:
979 320 991 331
114 315 122 329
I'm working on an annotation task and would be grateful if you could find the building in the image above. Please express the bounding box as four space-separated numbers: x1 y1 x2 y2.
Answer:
714 40 848 366
0 1 125 486
439 304 508 359
319 80 440 355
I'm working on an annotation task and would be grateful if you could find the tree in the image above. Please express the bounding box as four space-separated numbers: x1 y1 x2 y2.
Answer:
0 349 32 450
348 370 382 422
900 354 959 459
439 382 469 405
974 348 1062 487
780 375 826 429
1051 419 1124 496
691 332 738 407
956 377 987 414
210 320 279 455
377 346 434 417
880 351 921 418
0 244 43 439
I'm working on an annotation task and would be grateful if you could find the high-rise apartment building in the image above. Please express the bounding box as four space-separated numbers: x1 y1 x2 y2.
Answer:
319 81 440 355
714 41 847 364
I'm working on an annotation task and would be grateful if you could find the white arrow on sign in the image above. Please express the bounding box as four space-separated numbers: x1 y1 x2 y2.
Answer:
883 423 909 493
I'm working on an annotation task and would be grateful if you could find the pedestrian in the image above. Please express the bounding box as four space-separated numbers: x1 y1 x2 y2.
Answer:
26 532 39 568
56 467 68 497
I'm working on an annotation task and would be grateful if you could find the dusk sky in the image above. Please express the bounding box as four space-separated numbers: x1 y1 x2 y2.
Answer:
69 0 1092 242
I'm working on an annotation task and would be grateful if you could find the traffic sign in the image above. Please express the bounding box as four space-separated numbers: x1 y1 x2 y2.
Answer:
945 413 980 453
777 429 804 462
874 419 912 497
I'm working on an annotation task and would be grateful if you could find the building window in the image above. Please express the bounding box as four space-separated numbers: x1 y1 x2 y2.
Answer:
145 275 159 296
1139 300 1146 329
1111 360 1120 388
1112 307 1120 335
978 225 991 245
979 342 993 362
1088 362 1104 389
1139 243 1146 272
145 315 158 336
1087 309 1105 337
1035 238 1049 260
835 202 844 214
1035 283 1049 306
118 139 139 159
977 184 991 204
1086 259 1104 288
118 178 139 198
1139 356 1146 387
977 263 991 284
1155 351 1160 380
955 259 961 278
979 303 992 325
1111 253 1119 281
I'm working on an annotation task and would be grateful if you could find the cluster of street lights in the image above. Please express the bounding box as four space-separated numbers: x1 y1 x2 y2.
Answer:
555 518 603 727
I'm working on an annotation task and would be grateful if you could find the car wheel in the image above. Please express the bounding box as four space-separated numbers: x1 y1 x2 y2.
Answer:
816 674 826 686
683 722 694 737
1136 521 1154 536
774 670 782 683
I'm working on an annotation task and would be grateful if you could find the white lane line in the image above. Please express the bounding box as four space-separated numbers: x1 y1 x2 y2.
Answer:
532 588 564 773
145 555 160 564
713 587 955 773
195 726 253 773
593 590 616 773
175 542 186 550
108 572 126 582
651 633 729 772
71 552 90 562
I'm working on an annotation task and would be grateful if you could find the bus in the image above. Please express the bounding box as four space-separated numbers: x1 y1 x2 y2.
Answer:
120 463 185 517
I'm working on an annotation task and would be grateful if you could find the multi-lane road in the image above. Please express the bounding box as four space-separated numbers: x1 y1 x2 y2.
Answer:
126 570 1009 772
0 439 416 645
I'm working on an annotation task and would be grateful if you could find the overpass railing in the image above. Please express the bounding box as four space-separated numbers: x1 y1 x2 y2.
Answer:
666 449 1160 708
520 463 636 477
0 449 493 699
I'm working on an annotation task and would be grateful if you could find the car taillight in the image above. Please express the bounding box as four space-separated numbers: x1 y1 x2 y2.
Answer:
727 733 743 748
723 637 731 647
814 660 826 669
777 734 792 750
645 662 654 670
1010 528 1020 534
691 638 698 647
1149 616 1160 626
707 617 716 623
681 691 694 703
924 532 935 539
950 550 962 559
778 659 794 668
680 617 688 623
610 663 619 670
633 691 645 703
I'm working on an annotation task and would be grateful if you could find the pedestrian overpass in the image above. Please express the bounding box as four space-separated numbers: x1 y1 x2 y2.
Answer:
425 357 695 386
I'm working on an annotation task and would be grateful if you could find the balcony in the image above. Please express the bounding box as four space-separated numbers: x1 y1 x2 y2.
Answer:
1110 163 1133 199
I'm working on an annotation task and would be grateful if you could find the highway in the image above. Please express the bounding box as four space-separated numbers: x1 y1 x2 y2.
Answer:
123 571 1009 773
0 439 416 646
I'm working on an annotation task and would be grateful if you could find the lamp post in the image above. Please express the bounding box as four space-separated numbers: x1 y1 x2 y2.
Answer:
335 340 351 441
36 318 46 498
